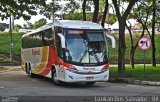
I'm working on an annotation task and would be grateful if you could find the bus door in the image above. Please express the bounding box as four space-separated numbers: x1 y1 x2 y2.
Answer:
54 27 65 81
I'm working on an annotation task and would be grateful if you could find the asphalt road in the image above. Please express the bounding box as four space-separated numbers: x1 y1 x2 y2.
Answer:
0 69 160 102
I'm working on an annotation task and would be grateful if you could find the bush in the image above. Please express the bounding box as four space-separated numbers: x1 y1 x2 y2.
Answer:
0 32 23 56
108 33 160 62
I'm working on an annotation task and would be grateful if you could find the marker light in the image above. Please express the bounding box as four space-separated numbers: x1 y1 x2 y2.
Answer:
66 64 78 73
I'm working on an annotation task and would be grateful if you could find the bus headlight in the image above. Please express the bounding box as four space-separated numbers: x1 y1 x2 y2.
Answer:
66 65 78 73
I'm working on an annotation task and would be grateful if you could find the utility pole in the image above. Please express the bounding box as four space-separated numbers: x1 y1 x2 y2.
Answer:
9 16 13 61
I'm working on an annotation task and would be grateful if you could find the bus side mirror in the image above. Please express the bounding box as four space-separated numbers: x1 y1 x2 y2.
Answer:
58 33 66 48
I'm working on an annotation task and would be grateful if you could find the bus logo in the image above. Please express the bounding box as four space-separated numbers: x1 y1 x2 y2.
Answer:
32 49 40 57
83 68 95 70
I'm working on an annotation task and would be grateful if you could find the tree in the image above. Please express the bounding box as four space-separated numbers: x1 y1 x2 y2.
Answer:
33 18 47 29
23 22 33 29
92 0 99 23
82 0 87 21
23 24 27 29
13 24 22 32
64 13 82 20
0 0 46 20
82 0 94 21
112 0 138 73
39 1 61 20
64 0 80 19
151 0 156 67
127 0 154 68
101 0 109 28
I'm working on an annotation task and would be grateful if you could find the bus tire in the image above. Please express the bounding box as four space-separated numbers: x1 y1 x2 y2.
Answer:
25 63 28 74
51 68 62 86
27 63 33 78
86 82 96 85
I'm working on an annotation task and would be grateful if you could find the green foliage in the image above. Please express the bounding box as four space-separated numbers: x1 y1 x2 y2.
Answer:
108 33 160 62
0 0 46 20
110 65 160 81
39 1 61 20
40 0 81 20
0 32 22 55
64 0 80 14
64 13 92 21
64 13 82 20
0 57 11 62
33 18 47 29
108 14 117 24
13 24 22 32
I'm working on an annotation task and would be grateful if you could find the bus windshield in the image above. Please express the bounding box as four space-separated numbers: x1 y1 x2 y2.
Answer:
65 29 108 65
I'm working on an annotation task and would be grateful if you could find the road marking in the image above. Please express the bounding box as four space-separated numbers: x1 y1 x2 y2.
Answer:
0 87 4 89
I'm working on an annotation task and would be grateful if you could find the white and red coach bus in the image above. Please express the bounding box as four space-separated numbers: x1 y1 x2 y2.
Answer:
21 20 110 85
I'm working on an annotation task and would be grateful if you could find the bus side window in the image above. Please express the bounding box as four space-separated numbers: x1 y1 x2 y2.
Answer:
42 32 47 46
54 27 63 58
42 28 54 46
36 32 43 47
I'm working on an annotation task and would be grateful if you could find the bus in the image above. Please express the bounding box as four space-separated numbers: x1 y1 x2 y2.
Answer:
21 20 111 85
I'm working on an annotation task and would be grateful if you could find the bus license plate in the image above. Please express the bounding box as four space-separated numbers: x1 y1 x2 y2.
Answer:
86 76 94 80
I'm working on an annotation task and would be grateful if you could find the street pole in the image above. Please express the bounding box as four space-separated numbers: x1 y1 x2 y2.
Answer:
144 51 146 77
9 16 13 61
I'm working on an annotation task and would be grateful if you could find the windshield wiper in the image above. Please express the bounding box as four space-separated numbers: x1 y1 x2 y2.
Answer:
101 49 106 58
79 49 88 63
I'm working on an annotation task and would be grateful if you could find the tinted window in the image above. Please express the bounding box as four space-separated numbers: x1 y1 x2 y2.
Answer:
42 28 54 46
22 28 53 48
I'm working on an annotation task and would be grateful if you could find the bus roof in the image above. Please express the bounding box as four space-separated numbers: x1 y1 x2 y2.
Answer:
22 20 103 37
53 20 103 29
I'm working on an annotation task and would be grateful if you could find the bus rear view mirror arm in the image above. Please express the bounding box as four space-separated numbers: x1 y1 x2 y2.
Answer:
58 33 66 49
106 34 116 48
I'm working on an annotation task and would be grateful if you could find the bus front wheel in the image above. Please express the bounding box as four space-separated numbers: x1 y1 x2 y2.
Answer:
52 69 62 86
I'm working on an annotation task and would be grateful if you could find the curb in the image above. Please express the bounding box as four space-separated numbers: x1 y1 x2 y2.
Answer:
0 70 9 73
108 77 160 86
0 62 20 66
0 67 21 73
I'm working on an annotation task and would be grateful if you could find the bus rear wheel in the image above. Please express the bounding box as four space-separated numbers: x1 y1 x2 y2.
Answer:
52 69 62 86
26 63 33 77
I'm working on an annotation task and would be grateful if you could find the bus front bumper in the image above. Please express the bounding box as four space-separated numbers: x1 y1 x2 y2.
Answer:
64 70 109 82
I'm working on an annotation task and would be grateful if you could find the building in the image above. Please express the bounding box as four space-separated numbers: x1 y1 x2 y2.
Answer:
0 23 9 31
